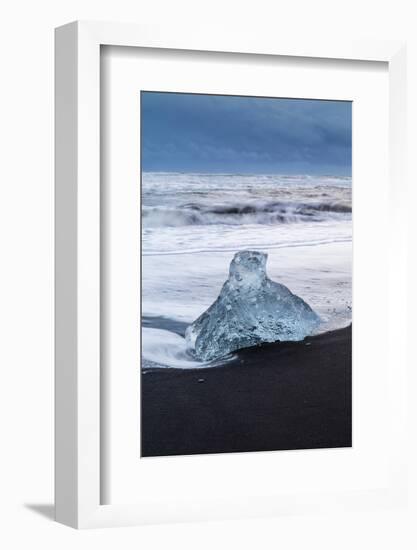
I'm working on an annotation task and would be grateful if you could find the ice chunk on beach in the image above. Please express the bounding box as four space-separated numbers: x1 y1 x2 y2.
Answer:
185 250 320 361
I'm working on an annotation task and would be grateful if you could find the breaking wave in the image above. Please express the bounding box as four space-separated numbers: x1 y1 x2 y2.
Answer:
142 200 351 228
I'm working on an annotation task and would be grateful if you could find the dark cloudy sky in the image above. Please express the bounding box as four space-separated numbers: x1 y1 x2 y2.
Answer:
141 92 352 175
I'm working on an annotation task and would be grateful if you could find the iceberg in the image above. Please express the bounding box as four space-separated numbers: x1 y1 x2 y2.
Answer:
185 250 320 361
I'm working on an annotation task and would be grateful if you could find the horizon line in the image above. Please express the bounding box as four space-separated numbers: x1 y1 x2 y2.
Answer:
141 170 352 177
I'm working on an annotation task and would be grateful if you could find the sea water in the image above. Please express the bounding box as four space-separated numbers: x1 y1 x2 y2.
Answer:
141 172 352 369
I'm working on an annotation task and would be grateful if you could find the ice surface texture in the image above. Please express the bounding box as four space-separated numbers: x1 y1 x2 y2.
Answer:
185 251 321 361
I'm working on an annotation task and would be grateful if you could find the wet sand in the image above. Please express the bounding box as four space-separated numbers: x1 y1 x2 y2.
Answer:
141 325 352 457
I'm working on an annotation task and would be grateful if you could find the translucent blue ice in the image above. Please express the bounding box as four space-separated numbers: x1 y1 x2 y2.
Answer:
185 250 320 361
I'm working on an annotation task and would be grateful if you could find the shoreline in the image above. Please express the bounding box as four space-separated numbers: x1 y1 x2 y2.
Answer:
141 325 352 457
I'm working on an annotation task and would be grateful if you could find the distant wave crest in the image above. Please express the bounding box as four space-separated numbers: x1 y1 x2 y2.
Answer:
142 200 351 228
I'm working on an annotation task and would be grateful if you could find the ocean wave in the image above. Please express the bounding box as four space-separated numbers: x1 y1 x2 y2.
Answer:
142 172 352 191
142 200 351 228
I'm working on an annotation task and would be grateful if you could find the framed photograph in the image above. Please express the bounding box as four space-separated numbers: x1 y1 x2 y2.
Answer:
139 90 353 458
55 21 408 528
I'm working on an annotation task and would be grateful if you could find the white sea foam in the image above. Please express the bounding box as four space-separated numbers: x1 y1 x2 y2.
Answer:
142 327 234 369
142 328 208 369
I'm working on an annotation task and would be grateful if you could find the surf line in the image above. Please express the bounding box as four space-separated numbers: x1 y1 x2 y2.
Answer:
142 237 352 257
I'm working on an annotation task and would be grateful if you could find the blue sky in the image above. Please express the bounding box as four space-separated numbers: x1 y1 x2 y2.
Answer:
141 92 352 175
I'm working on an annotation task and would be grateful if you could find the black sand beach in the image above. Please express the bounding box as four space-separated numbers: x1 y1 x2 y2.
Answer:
141 325 352 457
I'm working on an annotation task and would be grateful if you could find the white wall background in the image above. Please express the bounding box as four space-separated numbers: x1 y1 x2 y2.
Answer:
0 0 416 548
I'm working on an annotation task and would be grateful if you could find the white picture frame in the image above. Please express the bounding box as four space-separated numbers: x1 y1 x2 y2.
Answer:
55 21 407 529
